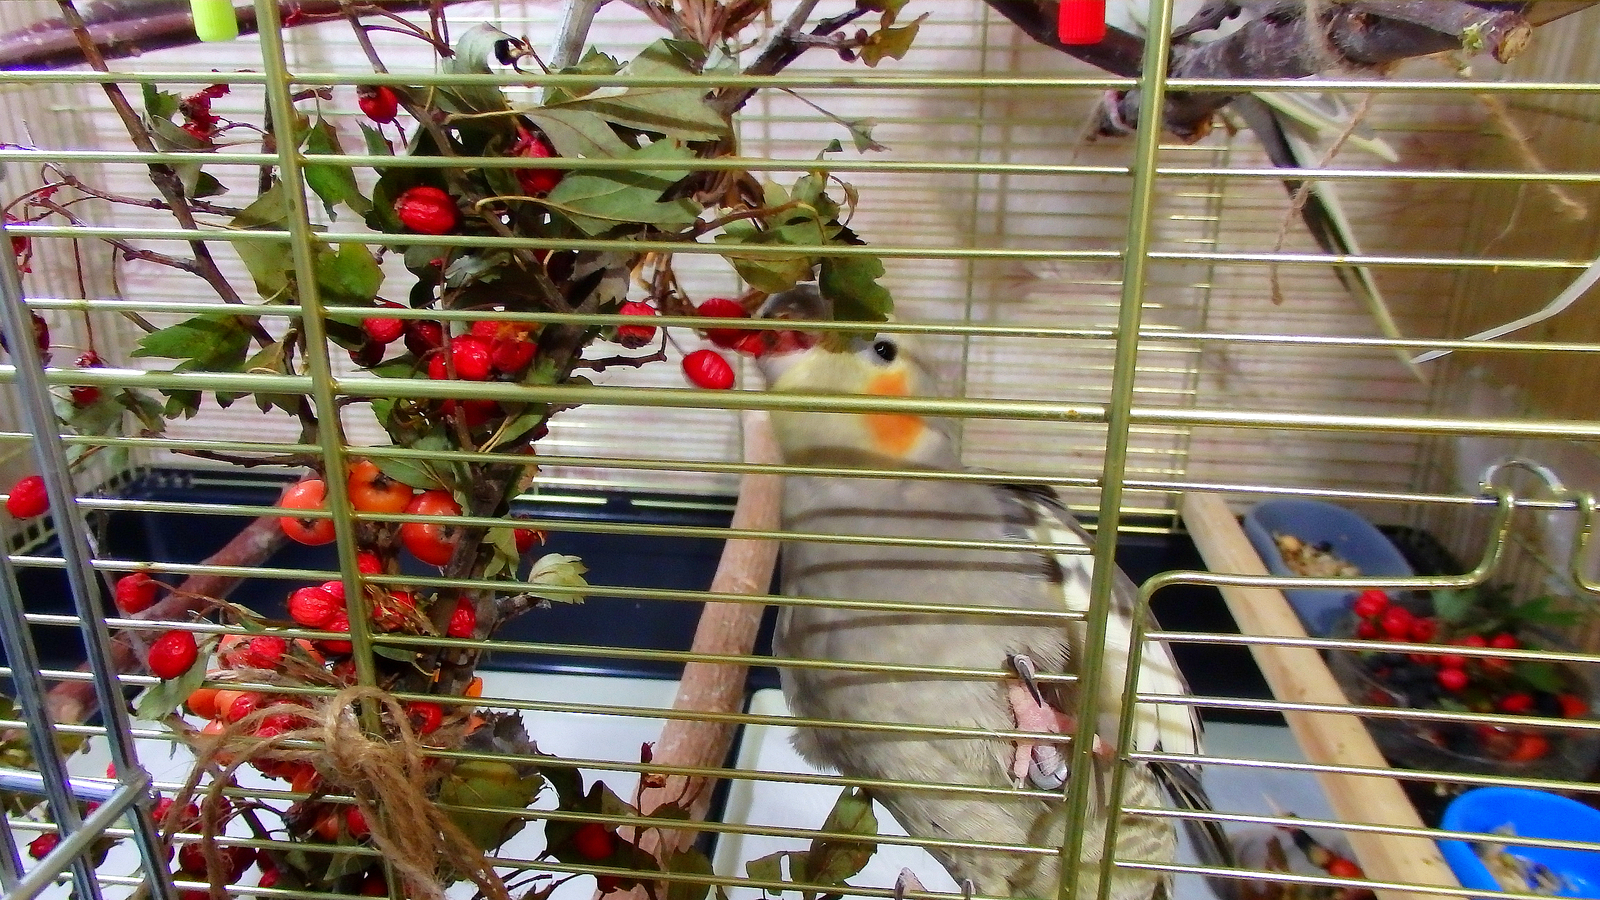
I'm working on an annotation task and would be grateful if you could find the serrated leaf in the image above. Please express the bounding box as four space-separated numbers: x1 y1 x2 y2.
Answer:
315 243 384 305
142 83 180 121
746 852 786 886
554 39 728 142
444 252 510 290
819 255 892 323
440 759 543 850
132 313 252 375
527 553 588 604
523 107 633 159
859 15 927 67
304 117 373 218
804 788 877 886
116 389 167 434
441 24 514 115
666 849 713 900
359 122 394 158
541 140 701 236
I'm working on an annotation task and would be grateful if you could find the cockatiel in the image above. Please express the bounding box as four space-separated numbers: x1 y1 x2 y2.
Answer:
755 287 1228 900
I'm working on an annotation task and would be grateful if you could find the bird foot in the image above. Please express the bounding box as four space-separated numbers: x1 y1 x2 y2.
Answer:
1171 0 1243 42
1006 655 1106 791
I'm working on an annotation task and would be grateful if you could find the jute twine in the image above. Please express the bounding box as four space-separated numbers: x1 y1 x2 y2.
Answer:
168 684 512 900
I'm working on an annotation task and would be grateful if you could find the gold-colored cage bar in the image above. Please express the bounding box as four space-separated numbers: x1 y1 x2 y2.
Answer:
1 2 1599 900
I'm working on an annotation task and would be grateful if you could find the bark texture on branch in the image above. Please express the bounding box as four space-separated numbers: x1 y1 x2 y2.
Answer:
984 0 1544 142
616 411 783 899
43 493 290 727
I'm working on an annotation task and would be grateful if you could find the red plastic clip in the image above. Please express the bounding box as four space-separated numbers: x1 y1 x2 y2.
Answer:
1058 0 1108 45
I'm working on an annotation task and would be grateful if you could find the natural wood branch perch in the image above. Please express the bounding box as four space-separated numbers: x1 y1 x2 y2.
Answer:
42 493 291 727
981 0 1567 142
618 411 783 898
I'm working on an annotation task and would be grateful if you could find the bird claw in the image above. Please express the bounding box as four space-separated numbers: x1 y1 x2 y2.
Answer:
1009 653 1045 707
893 869 925 900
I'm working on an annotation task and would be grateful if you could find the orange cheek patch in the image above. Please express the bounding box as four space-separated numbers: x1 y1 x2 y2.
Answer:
864 370 925 457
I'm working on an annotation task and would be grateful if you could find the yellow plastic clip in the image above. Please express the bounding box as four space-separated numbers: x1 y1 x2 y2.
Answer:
190 0 240 42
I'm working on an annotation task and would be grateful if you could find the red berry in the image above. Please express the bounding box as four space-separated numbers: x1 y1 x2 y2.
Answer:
71 350 105 406
1438 650 1467 670
363 300 406 345
358 85 399 124
278 479 336 546
1498 693 1535 714
513 528 541 554
440 398 498 427
428 336 491 381
1489 633 1519 651
470 320 501 340
446 599 477 639
1558 693 1588 718
27 832 58 860
408 702 443 734
513 127 563 195
1324 857 1363 879
1437 667 1469 693
1508 732 1550 762
177 842 207 876
490 336 536 374
1355 620 1379 639
615 301 659 349
1408 616 1437 643
682 348 734 390
321 612 353 655
357 550 383 575
1378 605 1414 640
572 822 616 860
288 586 339 629
393 186 458 235
148 630 199 680
243 635 288 669
400 491 462 566
320 579 346 602
404 320 444 357
115 573 162 615
222 692 261 725
258 868 279 890
730 331 768 357
695 298 754 348
1461 634 1488 649
6 474 49 519
346 806 371 840
1351 589 1389 619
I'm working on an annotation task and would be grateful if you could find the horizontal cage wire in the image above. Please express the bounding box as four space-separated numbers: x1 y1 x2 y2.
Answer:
1 3 1600 900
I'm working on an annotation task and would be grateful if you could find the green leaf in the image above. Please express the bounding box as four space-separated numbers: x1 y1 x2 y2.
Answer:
1431 589 1474 625
819 255 893 323
523 107 633 160
484 527 522 581
439 759 543 850
554 39 729 142
1514 660 1566 693
746 852 786 887
444 252 510 290
238 338 301 414
304 117 373 218
542 140 702 236
116 389 168 434
377 432 453 491
132 313 252 374
142 83 180 121
359 122 394 158
666 849 713 900
859 15 928 67
231 185 297 300
441 24 514 114
804 787 877 886
527 553 588 604
315 243 384 306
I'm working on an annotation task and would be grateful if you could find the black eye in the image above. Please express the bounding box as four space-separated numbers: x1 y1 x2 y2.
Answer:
872 340 897 362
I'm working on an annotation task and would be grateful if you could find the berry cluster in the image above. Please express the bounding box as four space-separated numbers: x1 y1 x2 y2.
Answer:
1350 590 1588 763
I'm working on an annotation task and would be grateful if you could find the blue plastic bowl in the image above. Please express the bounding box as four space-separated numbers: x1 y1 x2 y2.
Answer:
1241 499 1414 636
1439 787 1600 898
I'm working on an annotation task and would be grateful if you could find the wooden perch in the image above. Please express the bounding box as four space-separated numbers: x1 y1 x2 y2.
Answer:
42 489 290 727
624 411 783 885
1181 492 1455 900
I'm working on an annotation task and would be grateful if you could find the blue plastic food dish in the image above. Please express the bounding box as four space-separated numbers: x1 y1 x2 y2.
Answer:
1241 499 1414 636
1439 787 1600 898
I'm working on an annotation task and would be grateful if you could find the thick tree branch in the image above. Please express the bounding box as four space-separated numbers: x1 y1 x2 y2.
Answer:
984 0 1546 142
